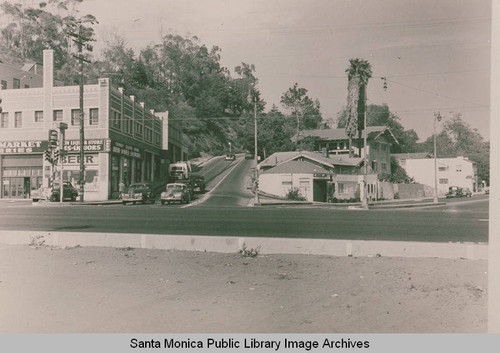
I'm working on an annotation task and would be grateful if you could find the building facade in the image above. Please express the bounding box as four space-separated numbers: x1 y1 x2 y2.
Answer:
0 50 188 200
294 126 398 175
258 151 378 202
393 155 477 196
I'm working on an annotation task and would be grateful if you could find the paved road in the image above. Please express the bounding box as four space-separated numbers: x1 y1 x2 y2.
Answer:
193 157 255 207
0 196 489 243
0 153 489 243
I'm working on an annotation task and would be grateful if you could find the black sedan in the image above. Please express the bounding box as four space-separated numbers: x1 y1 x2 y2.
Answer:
122 183 156 205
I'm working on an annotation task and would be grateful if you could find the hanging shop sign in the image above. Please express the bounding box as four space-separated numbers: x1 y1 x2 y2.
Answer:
111 141 142 159
0 140 48 154
64 139 111 153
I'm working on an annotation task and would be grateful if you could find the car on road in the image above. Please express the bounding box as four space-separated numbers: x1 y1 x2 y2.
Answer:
244 152 253 159
122 183 156 205
50 181 79 202
225 154 235 161
446 186 472 198
461 187 472 197
191 174 206 193
161 183 191 204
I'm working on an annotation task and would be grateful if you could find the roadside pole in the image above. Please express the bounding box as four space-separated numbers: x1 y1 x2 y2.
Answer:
433 112 441 203
361 88 368 210
59 123 67 204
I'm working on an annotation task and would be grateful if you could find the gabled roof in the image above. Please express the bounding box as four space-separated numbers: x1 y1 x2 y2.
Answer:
294 126 399 144
258 150 363 170
262 160 332 175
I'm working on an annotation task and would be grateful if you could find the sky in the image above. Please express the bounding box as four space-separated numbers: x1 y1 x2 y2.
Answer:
79 0 491 142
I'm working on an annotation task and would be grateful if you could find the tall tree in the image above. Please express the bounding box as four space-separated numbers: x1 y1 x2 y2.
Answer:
416 113 489 184
345 58 372 157
0 0 96 84
280 83 322 146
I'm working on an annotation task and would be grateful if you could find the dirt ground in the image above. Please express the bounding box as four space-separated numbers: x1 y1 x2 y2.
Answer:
0 243 487 333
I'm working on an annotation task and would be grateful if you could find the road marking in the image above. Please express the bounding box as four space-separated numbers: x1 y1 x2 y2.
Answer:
182 157 245 208
478 219 489 222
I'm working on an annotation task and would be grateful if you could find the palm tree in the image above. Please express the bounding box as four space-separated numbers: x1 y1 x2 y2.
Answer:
345 58 372 157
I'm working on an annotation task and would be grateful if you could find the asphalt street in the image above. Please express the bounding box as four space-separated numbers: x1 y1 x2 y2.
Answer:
0 156 489 243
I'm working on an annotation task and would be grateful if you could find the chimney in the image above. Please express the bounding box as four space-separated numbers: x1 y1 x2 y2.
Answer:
118 87 124 94
43 50 54 130
140 102 144 108
43 50 53 90
150 109 155 115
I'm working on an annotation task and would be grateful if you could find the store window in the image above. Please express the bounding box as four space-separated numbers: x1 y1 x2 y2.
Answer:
71 109 80 125
89 108 98 125
13 78 20 89
1 112 8 128
34 111 43 122
14 112 22 128
338 183 345 194
1 80 7 89
439 179 449 184
53 110 63 121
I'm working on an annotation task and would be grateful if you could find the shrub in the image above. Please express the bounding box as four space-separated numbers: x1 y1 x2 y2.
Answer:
239 243 261 257
286 188 306 201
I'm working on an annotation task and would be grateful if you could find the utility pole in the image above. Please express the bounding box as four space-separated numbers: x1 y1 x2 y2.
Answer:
59 123 68 203
69 18 96 202
433 112 442 203
361 88 369 210
248 89 259 205
253 96 259 205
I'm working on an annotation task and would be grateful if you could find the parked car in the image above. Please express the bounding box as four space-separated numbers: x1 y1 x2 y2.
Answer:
446 186 471 198
191 174 206 193
225 154 235 161
161 183 191 204
462 187 472 197
50 181 79 202
122 183 156 205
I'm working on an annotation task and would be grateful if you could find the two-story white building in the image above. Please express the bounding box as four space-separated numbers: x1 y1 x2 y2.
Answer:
392 154 477 196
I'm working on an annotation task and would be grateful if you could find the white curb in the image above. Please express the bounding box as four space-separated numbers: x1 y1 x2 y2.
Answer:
0 230 488 260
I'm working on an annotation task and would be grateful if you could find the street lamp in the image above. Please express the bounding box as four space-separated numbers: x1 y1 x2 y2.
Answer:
229 142 232 155
247 90 259 205
433 112 442 203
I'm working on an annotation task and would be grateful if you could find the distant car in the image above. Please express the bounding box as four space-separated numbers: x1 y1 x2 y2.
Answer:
191 174 206 193
244 152 253 160
161 183 191 204
50 181 79 202
225 154 235 161
122 183 156 205
485 187 490 195
462 187 472 197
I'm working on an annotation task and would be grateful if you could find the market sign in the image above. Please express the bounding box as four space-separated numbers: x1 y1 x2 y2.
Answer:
64 139 111 153
0 140 48 154
111 141 142 159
